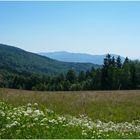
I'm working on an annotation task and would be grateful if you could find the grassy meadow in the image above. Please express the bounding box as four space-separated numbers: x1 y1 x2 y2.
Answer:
0 88 140 138
0 88 140 122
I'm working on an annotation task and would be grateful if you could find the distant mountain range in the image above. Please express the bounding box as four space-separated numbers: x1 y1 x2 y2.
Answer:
0 44 99 75
39 51 125 65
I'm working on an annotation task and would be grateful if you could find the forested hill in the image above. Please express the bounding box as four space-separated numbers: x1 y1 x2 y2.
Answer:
0 44 140 90
0 44 99 75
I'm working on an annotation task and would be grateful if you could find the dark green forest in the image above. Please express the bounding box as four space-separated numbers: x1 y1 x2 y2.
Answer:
0 54 140 91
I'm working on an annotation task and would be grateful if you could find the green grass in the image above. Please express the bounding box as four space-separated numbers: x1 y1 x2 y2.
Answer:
0 88 140 122
0 101 140 139
0 88 140 139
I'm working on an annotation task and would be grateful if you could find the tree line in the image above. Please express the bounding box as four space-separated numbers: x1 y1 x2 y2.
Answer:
0 54 140 91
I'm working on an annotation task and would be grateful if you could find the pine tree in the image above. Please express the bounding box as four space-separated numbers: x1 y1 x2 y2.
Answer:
123 57 129 66
130 64 137 89
78 71 86 82
101 54 111 89
106 54 112 66
116 56 122 68
66 69 77 84
111 56 116 67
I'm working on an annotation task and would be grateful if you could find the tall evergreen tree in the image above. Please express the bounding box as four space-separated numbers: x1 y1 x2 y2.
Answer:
123 57 129 66
130 63 137 89
66 69 77 84
78 71 86 82
111 56 116 67
121 58 131 89
101 54 111 89
106 54 112 66
116 56 122 68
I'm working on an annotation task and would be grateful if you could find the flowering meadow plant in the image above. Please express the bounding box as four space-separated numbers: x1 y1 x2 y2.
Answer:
0 101 140 139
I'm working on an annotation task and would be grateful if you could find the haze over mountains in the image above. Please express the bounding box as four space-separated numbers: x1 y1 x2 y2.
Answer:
39 51 125 65
0 44 99 75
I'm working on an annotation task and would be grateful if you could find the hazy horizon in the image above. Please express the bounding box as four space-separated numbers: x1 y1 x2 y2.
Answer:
0 1 140 59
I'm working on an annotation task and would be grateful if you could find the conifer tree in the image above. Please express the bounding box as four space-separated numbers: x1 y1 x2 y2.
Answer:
116 56 122 68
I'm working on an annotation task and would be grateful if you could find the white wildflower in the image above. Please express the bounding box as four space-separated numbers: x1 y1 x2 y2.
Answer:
27 103 32 107
34 103 38 106
82 130 87 136
0 111 5 117
34 117 38 121
41 118 48 123
26 107 32 114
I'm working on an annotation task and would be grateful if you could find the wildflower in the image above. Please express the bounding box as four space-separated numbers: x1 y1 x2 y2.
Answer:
57 116 66 123
6 117 10 120
34 103 38 106
27 107 32 114
41 118 48 123
34 109 44 116
48 119 58 124
82 130 87 136
0 111 5 117
27 103 32 107
34 117 38 121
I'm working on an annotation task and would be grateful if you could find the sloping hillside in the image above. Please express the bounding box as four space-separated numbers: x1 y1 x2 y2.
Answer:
0 44 99 74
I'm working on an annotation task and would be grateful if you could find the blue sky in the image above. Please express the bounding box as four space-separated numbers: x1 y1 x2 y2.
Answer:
0 1 140 59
